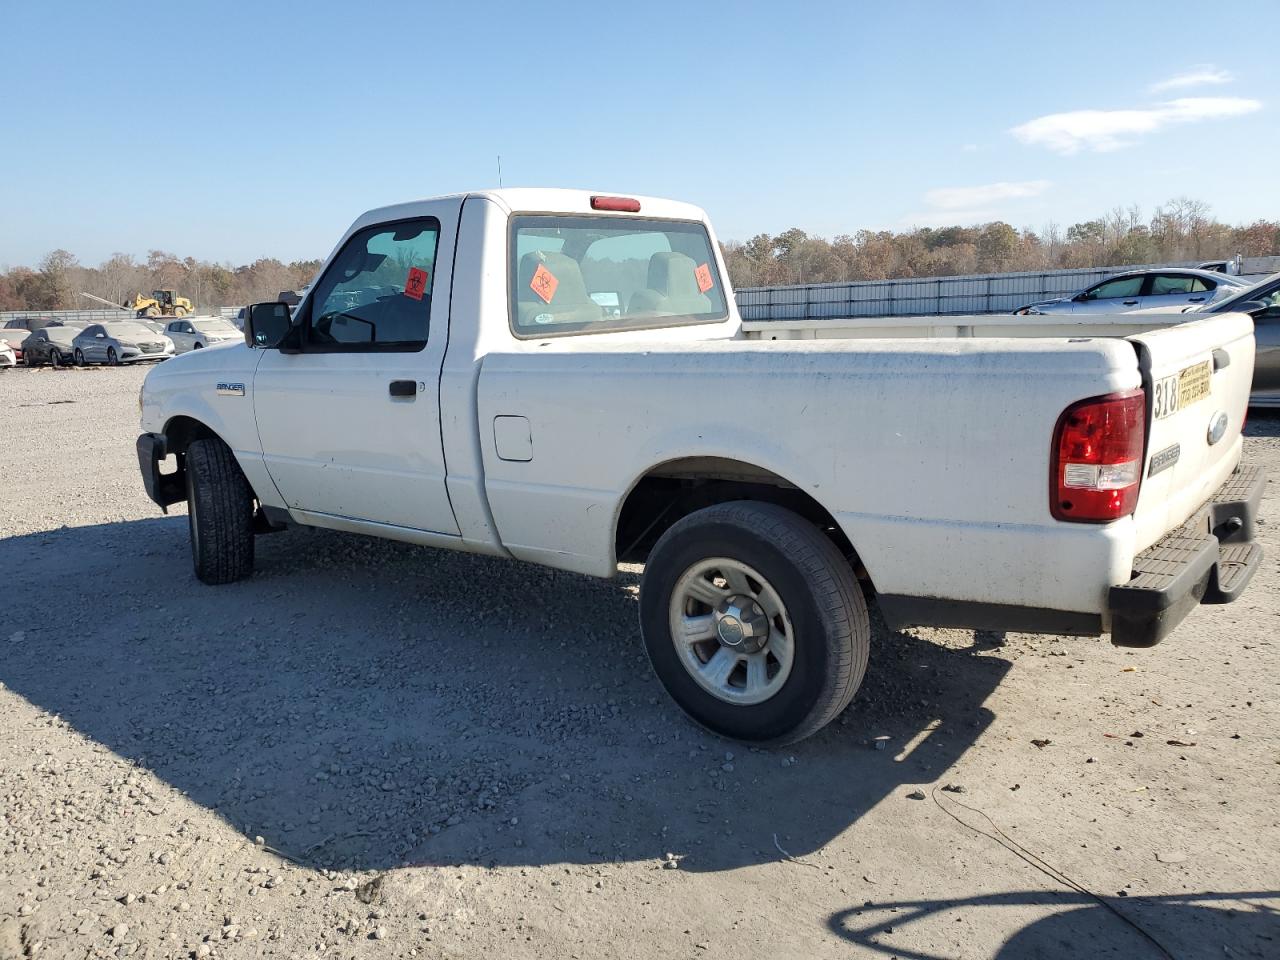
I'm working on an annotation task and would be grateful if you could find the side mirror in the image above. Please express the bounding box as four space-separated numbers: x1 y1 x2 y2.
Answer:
1073 293 1088 302
96 332 105 338
245 302 293 348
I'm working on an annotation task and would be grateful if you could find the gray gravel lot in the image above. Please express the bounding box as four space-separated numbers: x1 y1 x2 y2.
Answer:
1 364 1277 959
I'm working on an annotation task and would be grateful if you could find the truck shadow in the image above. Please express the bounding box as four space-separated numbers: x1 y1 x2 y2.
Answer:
828 889 1279 959
0 516 1010 873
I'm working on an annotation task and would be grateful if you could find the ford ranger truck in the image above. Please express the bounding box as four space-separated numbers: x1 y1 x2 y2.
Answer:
136 189 1265 744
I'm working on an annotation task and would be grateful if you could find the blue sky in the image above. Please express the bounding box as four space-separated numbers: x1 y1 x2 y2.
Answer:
1 0 1276 267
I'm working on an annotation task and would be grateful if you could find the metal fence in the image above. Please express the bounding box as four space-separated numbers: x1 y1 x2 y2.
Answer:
0 307 139 326
734 258 1279 321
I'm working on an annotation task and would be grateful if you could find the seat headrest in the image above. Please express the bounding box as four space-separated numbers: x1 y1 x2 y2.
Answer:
517 251 591 305
646 252 702 299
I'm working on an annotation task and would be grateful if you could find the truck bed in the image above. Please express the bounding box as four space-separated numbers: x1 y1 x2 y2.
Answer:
741 312 1190 341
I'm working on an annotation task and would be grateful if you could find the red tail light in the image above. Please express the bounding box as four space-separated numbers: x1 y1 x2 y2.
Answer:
590 195 641 212
1051 389 1146 523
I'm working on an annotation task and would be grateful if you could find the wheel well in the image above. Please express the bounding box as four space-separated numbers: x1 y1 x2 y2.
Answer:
162 416 219 456
615 457 861 573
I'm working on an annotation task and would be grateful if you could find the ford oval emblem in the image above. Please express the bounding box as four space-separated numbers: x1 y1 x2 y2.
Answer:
1207 411 1229 445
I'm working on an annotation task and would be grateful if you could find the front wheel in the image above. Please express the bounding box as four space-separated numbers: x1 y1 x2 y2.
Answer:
639 501 869 745
193 341 203 349
73 348 85 366
106 347 119 366
48 348 60 367
185 437 255 584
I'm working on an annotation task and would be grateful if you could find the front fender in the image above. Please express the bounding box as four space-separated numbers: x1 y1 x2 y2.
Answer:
139 346 286 509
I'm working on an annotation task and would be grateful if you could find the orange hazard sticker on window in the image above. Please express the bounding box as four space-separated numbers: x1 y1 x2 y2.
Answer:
530 263 558 303
695 262 714 294
405 266 429 301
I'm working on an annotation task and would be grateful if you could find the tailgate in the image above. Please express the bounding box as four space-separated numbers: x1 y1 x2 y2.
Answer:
1128 311 1256 550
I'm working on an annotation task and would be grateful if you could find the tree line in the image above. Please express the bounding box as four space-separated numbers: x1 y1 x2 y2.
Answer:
0 250 323 314
722 198 1280 287
2 198 1278 313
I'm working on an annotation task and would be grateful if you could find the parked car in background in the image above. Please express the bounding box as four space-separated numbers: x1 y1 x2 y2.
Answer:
1 320 33 361
71 322 174 366
20 325 82 366
1014 268 1250 315
165 316 242 353
1189 272 1280 408
0 342 14 368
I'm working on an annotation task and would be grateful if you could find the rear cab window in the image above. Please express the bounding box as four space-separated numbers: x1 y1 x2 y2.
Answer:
509 215 728 337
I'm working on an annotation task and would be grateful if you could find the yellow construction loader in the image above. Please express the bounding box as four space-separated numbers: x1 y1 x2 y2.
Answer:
127 290 194 318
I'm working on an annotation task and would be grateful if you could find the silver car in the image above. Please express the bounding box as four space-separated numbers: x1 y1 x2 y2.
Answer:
1015 268 1249 315
71 322 174 366
1194 271 1280 408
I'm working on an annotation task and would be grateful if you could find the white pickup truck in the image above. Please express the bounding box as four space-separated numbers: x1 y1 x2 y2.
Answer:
136 189 1265 744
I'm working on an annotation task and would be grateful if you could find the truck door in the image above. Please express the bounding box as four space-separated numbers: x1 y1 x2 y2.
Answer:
252 203 461 536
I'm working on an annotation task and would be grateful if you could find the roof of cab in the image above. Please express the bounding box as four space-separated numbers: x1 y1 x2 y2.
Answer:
355 188 710 229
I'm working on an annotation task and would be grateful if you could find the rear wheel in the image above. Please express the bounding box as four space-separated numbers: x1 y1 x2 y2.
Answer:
185 437 255 584
639 501 869 745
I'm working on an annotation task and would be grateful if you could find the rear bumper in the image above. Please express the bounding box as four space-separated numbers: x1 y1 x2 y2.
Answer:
1108 463 1265 647
137 433 185 510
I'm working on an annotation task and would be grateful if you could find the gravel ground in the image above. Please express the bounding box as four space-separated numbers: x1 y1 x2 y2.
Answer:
1 364 1277 960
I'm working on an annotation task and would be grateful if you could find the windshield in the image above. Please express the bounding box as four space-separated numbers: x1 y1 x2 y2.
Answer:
104 323 156 340
510 215 728 337
1210 271 1280 312
193 319 237 334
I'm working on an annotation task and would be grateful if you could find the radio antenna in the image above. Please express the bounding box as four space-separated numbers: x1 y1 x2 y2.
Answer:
497 155 503 188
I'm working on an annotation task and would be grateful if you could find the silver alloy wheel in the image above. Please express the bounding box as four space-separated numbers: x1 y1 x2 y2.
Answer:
73 348 83 366
668 557 795 706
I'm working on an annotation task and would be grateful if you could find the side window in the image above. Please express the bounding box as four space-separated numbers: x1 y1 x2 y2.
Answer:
1086 276 1144 300
1189 277 1215 293
305 218 439 350
1150 274 1196 296
167 322 180 334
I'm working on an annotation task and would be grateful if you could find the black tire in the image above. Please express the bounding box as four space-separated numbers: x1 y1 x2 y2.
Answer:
48 349 60 368
185 437 255 584
639 501 869 745
73 348 84 366
106 347 119 366
193 341 203 349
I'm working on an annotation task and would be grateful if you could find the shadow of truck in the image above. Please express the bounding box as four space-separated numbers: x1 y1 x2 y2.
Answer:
0 515 1008 872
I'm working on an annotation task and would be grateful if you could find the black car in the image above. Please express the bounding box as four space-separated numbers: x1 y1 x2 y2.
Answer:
1196 272 1280 408
19 324 83 366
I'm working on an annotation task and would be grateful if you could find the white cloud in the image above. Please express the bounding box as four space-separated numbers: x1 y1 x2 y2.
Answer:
924 180 1052 210
901 179 1051 227
901 208 1002 228
1011 97 1262 154
1149 65 1233 93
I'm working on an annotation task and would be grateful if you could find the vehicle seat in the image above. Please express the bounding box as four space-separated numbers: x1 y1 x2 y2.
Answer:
516 252 603 328
627 252 714 316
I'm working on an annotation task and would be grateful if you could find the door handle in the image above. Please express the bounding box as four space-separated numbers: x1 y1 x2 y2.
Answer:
1188 296 1205 302
1123 300 1139 306
388 380 417 398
